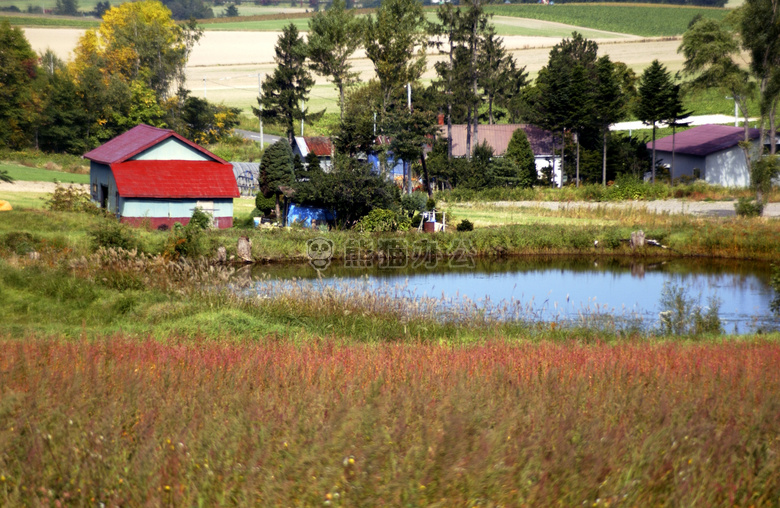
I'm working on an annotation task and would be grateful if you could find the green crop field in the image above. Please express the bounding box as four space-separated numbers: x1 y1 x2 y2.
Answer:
200 16 310 31
1 164 90 184
485 4 730 37
0 13 99 28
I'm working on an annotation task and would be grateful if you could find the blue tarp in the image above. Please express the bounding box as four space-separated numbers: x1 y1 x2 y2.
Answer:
287 203 335 227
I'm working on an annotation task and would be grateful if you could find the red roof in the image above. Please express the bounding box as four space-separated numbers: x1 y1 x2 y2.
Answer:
443 124 556 157
304 137 333 157
83 124 227 165
111 160 239 199
648 124 760 157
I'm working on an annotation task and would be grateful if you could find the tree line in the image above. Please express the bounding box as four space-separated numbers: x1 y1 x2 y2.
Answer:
0 1 238 156
258 0 693 192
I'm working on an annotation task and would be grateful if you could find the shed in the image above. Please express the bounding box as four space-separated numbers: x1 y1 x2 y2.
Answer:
648 124 761 187
84 124 239 229
442 124 563 186
292 136 334 172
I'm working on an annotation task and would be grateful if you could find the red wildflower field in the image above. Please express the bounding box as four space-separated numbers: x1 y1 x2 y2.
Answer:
1 337 779 505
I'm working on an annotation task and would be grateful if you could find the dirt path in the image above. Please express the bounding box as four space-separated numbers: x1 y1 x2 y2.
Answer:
482 200 780 218
0 181 87 194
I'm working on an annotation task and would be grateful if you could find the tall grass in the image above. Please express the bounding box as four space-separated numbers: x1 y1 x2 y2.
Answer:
1 337 778 505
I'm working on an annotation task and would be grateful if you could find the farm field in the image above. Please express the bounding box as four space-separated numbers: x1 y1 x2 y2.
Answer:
485 4 730 37
1 337 779 505
0 164 89 184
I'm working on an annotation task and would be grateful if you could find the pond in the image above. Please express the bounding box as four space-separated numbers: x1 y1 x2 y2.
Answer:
250 256 778 333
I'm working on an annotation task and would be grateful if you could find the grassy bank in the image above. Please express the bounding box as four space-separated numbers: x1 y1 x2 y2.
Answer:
1 337 779 505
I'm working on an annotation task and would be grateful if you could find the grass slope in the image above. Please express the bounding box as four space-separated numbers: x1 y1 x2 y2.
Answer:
1 164 89 184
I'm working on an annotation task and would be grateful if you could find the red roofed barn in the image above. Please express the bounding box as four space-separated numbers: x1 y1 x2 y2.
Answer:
84 124 239 229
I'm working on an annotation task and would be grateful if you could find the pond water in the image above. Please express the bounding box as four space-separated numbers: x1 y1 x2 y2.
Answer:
250 257 778 332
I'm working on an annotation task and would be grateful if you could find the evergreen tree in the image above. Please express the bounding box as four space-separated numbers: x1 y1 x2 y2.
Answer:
505 128 537 188
593 56 628 186
54 0 79 16
255 23 315 144
364 0 428 112
260 139 296 221
224 4 238 16
478 25 518 125
307 0 363 120
636 59 677 183
665 83 692 183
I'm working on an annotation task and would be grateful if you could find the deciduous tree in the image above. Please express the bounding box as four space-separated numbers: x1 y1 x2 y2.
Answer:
307 0 363 120
0 21 38 149
364 0 428 112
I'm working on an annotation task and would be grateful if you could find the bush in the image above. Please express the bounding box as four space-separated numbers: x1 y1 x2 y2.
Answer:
88 220 139 252
189 207 213 230
255 194 276 217
47 184 101 214
456 219 474 232
735 197 763 217
401 191 427 217
658 282 721 336
1 232 40 255
163 223 205 259
355 209 410 232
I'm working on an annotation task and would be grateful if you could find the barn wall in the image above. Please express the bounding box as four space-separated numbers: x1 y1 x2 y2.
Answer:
705 145 752 187
120 197 234 230
655 152 705 180
131 138 212 162
90 163 118 214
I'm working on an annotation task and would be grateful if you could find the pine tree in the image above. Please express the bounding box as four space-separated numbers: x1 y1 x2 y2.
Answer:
505 128 537 188
260 139 296 222
636 60 676 183
593 56 628 186
255 24 315 144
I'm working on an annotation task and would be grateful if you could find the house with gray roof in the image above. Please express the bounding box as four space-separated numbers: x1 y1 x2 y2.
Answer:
648 124 764 187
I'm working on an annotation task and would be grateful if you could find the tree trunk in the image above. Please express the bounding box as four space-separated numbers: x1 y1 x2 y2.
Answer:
420 149 431 197
602 129 607 187
339 83 345 122
651 123 657 184
274 194 281 224
488 96 494 125
465 107 472 159
671 124 676 184
575 132 580 188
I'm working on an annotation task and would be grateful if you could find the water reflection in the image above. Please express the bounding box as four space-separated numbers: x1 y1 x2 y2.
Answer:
250 257 778 332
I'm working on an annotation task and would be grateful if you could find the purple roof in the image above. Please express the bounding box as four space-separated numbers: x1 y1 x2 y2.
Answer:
648 124 760 157
83 124 226 165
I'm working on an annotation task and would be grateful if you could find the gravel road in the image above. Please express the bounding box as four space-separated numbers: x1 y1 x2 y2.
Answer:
0 181 87 193
464 200 780 218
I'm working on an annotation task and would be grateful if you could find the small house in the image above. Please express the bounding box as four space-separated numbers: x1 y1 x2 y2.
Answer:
292 136 334 172
442 124 563 186
649 124 766 187
84 124 239 229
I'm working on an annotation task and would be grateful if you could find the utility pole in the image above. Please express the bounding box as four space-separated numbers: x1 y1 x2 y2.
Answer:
406 83 412 194
258 73 264 150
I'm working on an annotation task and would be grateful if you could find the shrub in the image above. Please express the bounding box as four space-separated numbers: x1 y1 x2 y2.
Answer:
47 184 100 214
355 209 410 232
401 191 427 217
189 207 213 230
255 194 276 217
456 219 474 232
658 282 721 336
88 220 139 252
1 231 40 255
735 197 763 217
163 222 205 259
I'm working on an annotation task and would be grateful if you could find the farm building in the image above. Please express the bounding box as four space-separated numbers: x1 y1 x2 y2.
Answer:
442 124 563 186
648 124 769 187
292 136 334 172
84 124 239 229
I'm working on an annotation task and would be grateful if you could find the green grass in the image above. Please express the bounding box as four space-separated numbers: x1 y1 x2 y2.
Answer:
484 4 730 37
0 164 89 184
0 192 49 210
200 17 311 31
0 13 100 28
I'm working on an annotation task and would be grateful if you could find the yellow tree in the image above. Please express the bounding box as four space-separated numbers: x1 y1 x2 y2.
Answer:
72 0 201 101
